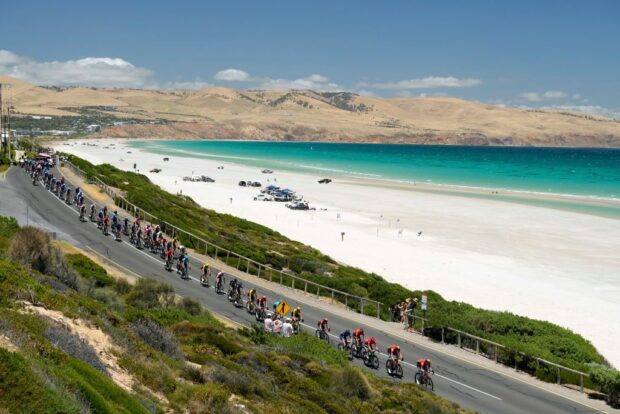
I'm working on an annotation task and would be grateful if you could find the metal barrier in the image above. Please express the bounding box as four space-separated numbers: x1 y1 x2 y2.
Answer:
63 159 593 394
63 160 384 318
440 327 589 392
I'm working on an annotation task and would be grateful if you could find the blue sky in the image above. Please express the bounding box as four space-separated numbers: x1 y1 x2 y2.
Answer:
1 0 619 116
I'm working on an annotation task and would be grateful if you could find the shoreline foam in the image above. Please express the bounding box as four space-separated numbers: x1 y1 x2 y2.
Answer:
56 138 620 367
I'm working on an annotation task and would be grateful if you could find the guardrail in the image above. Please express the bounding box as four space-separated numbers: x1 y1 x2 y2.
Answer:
63 160 384 318
439 327 589 392
62 159 593 394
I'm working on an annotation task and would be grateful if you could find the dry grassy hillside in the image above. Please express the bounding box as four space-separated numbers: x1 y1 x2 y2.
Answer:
2 75 620 146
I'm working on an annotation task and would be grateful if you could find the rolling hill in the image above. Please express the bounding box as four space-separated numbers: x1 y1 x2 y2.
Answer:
2 75 620 146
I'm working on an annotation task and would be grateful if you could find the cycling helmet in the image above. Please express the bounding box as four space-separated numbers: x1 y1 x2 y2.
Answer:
285 318 291 323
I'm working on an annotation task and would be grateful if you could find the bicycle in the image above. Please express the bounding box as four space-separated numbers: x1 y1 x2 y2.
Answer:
315 328 330 344
386 357 404 379
414 369 434 391
337 340 354 361
363 347 380 369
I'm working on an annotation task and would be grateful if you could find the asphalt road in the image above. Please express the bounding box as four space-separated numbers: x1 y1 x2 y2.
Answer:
2 166 606 414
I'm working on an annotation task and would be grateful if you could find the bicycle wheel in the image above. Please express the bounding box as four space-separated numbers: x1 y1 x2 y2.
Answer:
315 329 322 339
395 364 403 379
370 354 379 369
414 372 423 385
425 377 434 391
386 360 392 375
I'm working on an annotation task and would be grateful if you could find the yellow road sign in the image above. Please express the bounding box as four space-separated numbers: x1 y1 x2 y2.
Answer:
276 301 290 316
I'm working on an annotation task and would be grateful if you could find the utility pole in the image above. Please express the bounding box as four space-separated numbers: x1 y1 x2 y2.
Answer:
0 83 13 161
0 83 4 154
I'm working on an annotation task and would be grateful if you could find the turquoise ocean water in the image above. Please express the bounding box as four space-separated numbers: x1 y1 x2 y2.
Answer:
129 140 620 218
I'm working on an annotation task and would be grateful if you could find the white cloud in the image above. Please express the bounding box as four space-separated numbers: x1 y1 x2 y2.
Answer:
371 76 482 90
214 68 251 82
257 75 342 92
214 68 343 92
519 90 570 102
164 79 212 90
0 49 153 88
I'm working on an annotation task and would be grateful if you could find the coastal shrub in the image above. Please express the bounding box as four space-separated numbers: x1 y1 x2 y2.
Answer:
131 318 183 359
66 253 115 287
589 364 620 404
44 324 108 373
8 226 55 273
125 278 175 309
180 297 202 316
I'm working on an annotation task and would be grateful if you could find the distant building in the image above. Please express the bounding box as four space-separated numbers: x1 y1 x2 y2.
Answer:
86 124 101 133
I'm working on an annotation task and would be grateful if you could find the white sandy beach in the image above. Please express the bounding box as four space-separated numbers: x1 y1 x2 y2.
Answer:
57 139 620 367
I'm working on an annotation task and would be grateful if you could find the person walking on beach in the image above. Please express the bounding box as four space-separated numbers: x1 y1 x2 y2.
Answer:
341 231 345 241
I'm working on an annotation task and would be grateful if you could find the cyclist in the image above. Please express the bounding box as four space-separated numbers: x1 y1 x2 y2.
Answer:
353 328 365 349
416 358 433 375
90 204 96 220
247 287 257 305
215 271 224 291
182 254 190 277
339 329 352 347
291 306 304 323
386 345 402 374
235 281 244 301
165 246 173 268
79 203 86 220
123 217 130 233
364 336 378 353
102 215 110 234
258 295 267 311
200 263 210 285
317 318 330 336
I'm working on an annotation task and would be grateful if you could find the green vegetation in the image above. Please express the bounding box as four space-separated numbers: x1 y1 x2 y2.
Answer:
11 109 160 137
589 364 620 405
0 219 469 413
64 155 610 378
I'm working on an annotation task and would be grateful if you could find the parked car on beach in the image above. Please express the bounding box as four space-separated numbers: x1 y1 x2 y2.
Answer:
253 194 274 201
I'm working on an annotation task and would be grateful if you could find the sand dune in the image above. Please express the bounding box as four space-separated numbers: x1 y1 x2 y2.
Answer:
2 75 620 146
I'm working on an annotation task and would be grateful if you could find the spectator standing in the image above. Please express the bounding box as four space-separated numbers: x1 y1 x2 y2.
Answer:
264 313 274 333
407 298 418 332
281 318 294 337
273 316 283 334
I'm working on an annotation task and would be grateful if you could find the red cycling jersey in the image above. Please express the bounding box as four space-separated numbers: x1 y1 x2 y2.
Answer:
417 358 431 370
353 328 365 338
364 337 377 348
387 345 401 356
